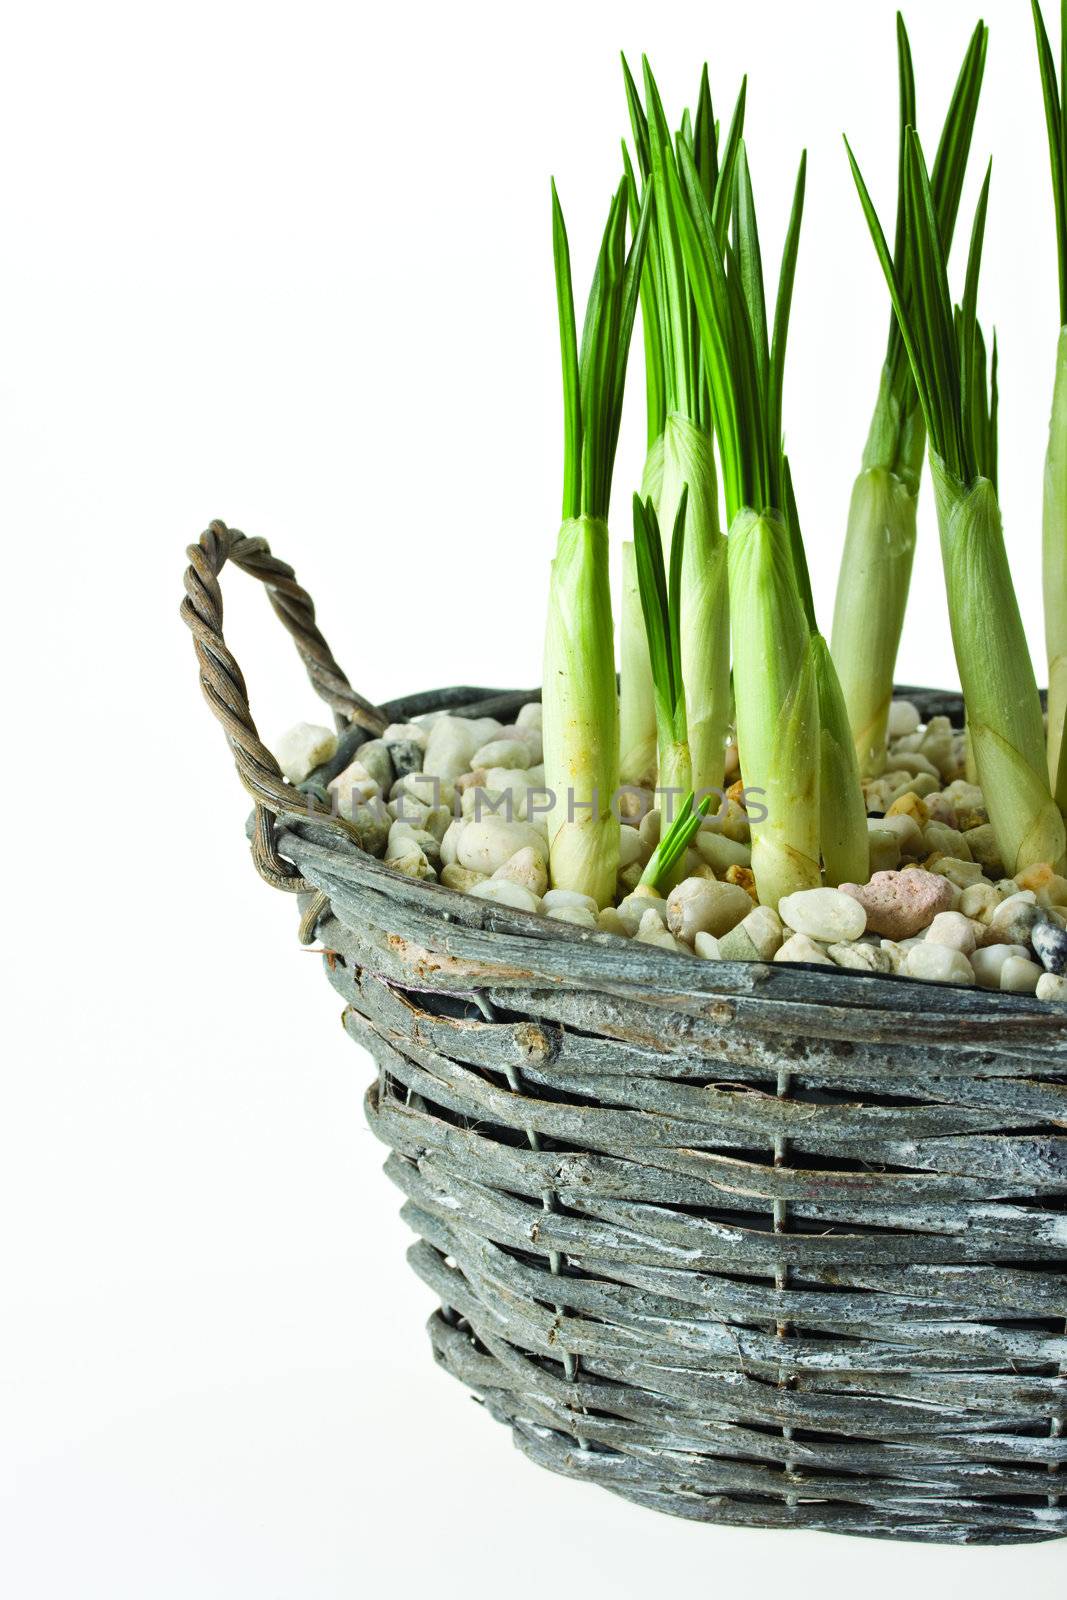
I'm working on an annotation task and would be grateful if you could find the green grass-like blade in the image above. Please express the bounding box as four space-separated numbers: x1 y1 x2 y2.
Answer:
551 181 582 521
632 487 688 738
577 187 623 518
929 21 988 255
783 455 816 633
667 483 688 709
667 145 744 519
565 175 652 523
623 140 667 446
639 791 712 889
1033 0 1067 322
693 64 718 205
880 17 987 416
959 160 992 479
610 179 654 482
622 52 652 182
892 13 917 280
644 56 696 414
769 151 807 482
905 130 963 472
1056 700 1067 811
712 78 747 249
732 145 770 403
845 137 933 446
633 492 675 724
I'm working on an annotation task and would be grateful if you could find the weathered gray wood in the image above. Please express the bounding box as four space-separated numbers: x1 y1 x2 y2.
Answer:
239 682 1067 1545
329 958 1067 1119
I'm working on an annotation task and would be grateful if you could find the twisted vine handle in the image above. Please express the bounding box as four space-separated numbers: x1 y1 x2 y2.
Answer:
181 519 387 893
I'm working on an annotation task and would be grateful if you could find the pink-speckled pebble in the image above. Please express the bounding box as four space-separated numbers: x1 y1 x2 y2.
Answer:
840 869 956 940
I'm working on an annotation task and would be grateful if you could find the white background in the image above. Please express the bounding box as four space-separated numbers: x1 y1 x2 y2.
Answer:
2 0 1064 1594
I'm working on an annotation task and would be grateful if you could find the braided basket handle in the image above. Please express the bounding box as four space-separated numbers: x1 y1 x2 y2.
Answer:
181 519 387 893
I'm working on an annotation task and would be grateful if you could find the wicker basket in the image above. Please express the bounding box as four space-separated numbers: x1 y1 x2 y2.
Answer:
184 521 1067 1546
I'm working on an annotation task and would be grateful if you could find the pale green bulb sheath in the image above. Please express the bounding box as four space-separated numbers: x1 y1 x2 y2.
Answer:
543 516 620 906
931 458 1065 872
619 437 665 788
1056 704 1067 813
832 15 986 776
831 412 920 776
659 413 730 798
619 540 658 790
812 632 870 886
542 175 649 904
632 489 692 803
1044 329 1067 789
728 511 821 907
783 457 870 887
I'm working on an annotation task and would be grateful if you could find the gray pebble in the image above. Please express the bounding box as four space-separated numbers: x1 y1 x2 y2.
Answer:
1032 919 1067 975
353 738 395 792
386 739 424 780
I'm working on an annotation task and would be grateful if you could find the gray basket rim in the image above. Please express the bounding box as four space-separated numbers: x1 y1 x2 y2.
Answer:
271 680 1067 1058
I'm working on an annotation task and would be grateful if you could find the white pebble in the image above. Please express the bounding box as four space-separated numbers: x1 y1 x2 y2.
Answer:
829 942 893 974
924 911 978 955
546 905 597 929
458 818 548 875
887 700 920 738
891 750 941 779
1036 971 1067 1003
542 888 599 917
1000 956 1043 994
393 771 455 811
878 813 924 856
929 857 985 889
778 887 866 943
694 932 722 959
276 722 338 784
327 758 381 817
943 779 985 810
468 878 541 913
666 877 753 944
739 905 785 960
423 716 481 780
382 720 428 750
516 702 543 731
464 717 505 746
903 944 974 985
501 722 544 764
635 909 686 953
775 933 834 965
693 830 752 872
440 863 488 892
923 822 971 860
618 891 667 936
472 738 531 771
969 944 1029 990
959 882 1002 921
386 849 436 881
440 819 467 866
867 825 902 874
618 827 645 869
879 940 907 973
491 846 548 897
